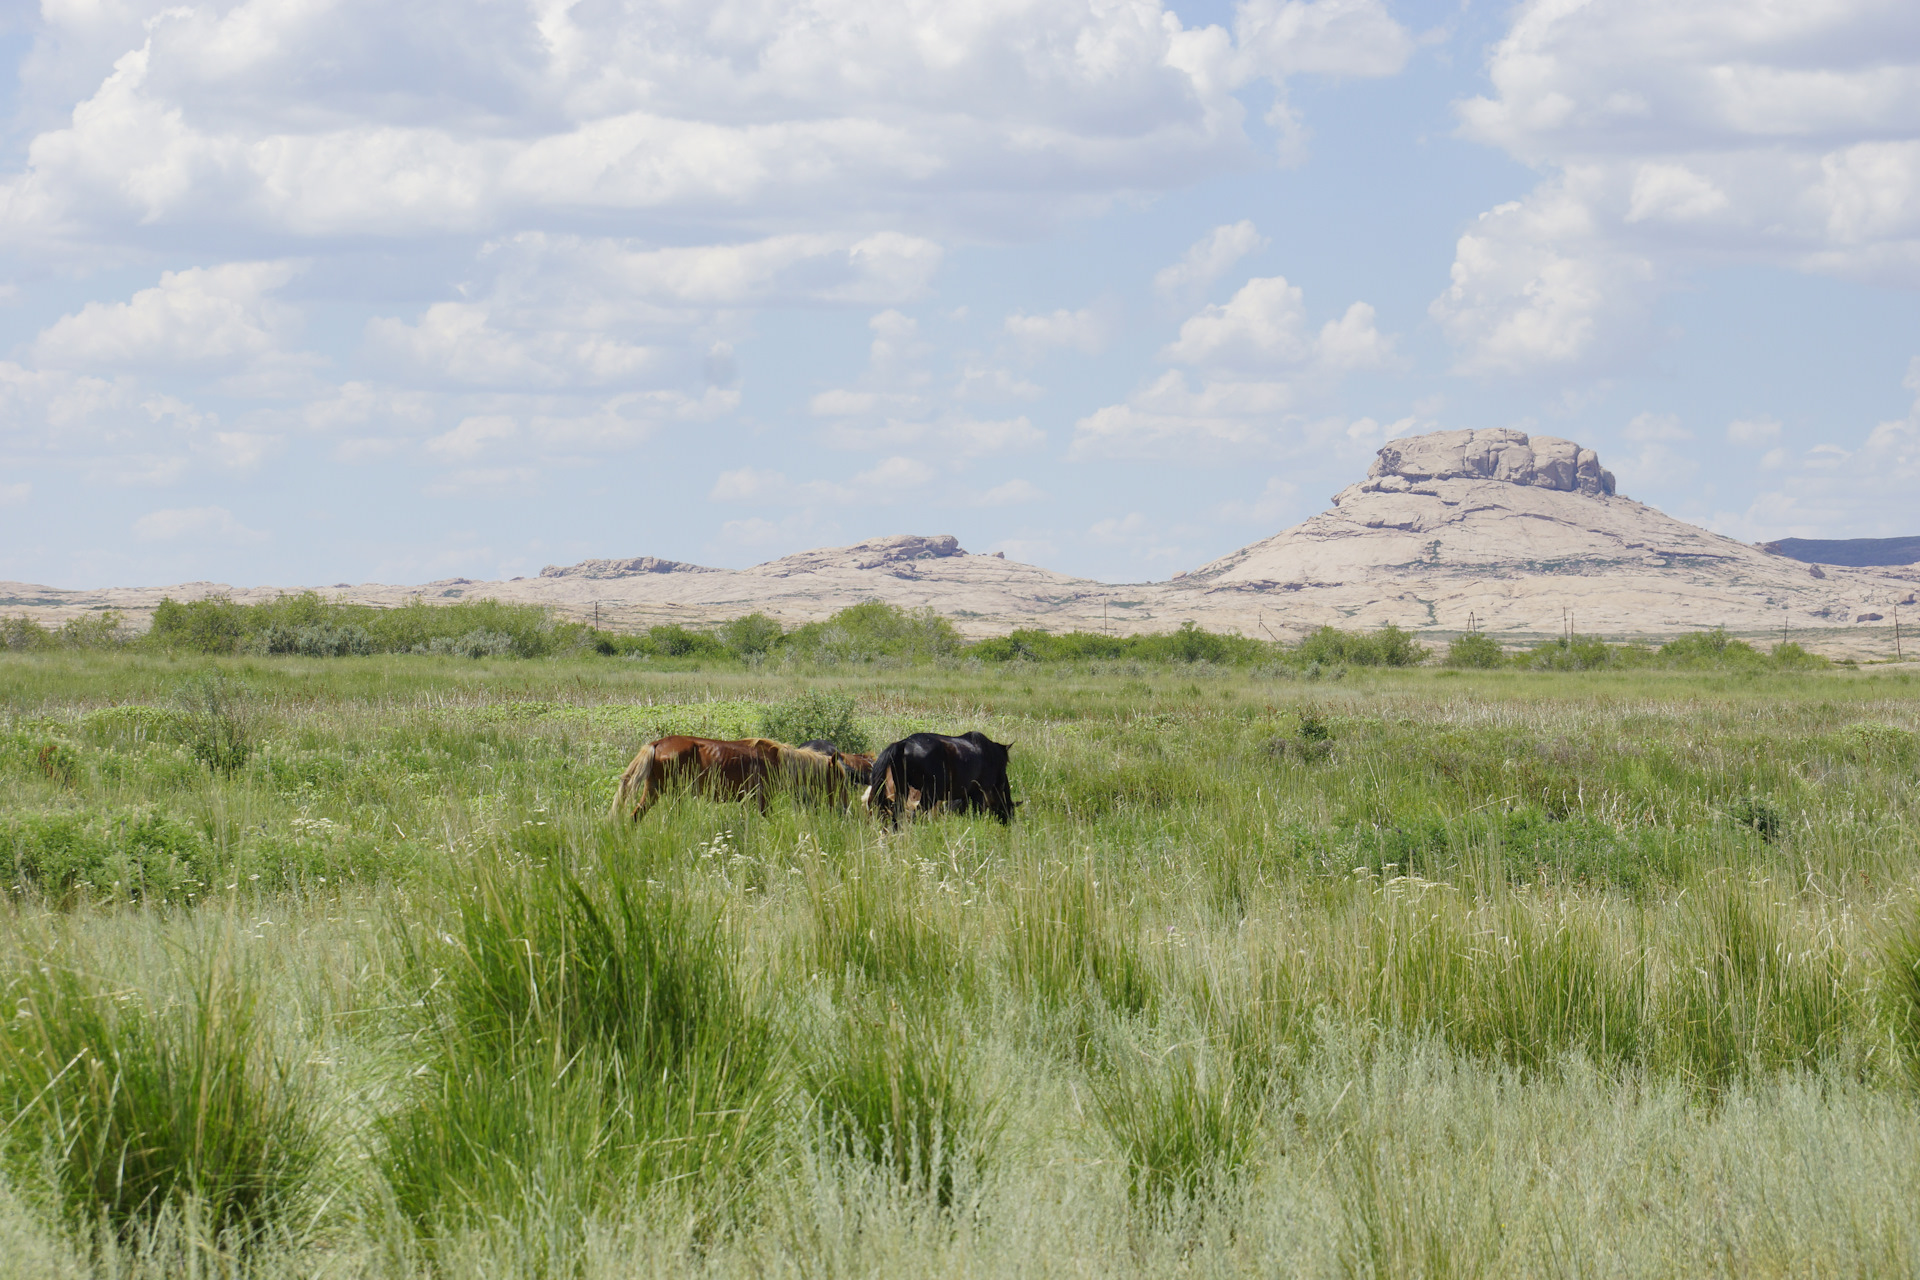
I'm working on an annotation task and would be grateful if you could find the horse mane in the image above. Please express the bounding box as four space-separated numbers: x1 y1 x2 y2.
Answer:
773 742 840 773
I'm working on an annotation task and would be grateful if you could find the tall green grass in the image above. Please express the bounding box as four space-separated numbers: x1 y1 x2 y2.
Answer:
379 833 780 1238
0 937 322 1244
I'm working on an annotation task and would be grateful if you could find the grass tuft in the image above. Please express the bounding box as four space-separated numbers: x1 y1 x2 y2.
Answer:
805 1003 999 1207
0 939 322 1244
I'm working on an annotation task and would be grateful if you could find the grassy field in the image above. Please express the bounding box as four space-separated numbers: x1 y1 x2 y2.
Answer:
1 651 1918 1277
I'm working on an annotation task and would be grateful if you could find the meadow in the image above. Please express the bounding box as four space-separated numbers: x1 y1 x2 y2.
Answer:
1 648 1918 1277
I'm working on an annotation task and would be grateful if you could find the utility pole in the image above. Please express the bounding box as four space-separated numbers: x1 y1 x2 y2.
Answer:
1896 603 1903 661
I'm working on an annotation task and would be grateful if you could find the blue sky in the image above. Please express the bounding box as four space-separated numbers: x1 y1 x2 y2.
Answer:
1 0 1917 589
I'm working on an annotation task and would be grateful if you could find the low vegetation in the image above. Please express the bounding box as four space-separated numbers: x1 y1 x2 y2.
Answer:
12 592 1835 681
0 631 1916 1274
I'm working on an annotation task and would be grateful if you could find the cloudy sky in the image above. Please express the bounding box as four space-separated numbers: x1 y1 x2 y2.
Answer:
2 0 1917 589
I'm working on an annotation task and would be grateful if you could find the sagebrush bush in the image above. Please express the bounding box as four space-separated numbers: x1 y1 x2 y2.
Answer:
414 629 514 658
1445 632 1506 668
172 671 258 772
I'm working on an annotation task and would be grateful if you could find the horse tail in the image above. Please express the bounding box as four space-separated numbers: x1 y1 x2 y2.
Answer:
868 742 907 827
610 740 661 822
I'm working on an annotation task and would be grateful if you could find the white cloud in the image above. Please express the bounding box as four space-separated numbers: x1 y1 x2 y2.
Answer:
0 482 29 506
1438 0 1920 374
1235 0 1416 79
132 506 267 543
369 302 660 389
0 0 1411 249
1070 370 1295 462
484 231 944 311
975 478 1046 506
709 456 935 507
1162 276 1391 372
1152 220 1267 306
201 431 280 471
32 261 303 371
1612 411 1697 489
424 467 539 496
1727 417 1782 447
426 415 518 460
1004 305 1112 356
1430 178 1656 376
1076 275 1391 461
1213 476 1299 526
1164 276 1311 368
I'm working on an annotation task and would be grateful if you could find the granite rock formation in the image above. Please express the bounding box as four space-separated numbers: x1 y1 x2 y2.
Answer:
6 429 1916 651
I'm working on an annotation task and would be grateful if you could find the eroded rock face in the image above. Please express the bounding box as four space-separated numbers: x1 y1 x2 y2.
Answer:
1349 428 1615 499
539 556 717 579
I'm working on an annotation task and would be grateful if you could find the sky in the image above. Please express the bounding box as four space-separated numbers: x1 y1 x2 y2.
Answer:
1 0 1918 590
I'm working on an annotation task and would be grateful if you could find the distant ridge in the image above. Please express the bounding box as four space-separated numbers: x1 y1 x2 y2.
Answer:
1762 536 1920 568
5 430 1918 652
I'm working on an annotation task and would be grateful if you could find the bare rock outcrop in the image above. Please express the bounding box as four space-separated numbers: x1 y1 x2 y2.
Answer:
7 429 1916 652
539 555 718 579
1343 427 1615 501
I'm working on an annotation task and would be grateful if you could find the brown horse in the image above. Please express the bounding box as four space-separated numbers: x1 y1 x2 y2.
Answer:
609 736 852 822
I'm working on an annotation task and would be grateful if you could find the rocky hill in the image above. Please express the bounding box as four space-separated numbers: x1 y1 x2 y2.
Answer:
1175 429 1917 638
5 429 1915 647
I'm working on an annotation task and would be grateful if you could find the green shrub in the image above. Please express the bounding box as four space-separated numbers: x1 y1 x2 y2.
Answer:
1445 632 1506 668
257 622 375 656
173 672 257 772
148 596 251 654
759 689 870 753
1524 635 1622 671
719 612 784 657
1295 625 1428 668
413 629 514 658
968 621 1272 665
1657 628 1765 668
783 601 963 663
639 623 730 659
1 808 215 903
0 615 52 650
1726 795 1785 842
0 946 323 1241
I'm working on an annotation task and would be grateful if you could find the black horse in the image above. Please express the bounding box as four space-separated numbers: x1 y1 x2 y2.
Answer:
866 731 1014 826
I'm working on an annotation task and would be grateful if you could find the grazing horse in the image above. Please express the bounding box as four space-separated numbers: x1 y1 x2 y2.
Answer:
866 731 1015 827
609 736 850 822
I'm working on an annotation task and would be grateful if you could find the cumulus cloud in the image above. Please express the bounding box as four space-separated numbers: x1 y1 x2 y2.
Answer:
1715 364 1920 539
0 483 29 506
1235 0 1416 79
1727 417 1782 447
1075 275 1392 461
0 0 1409 250
32 262 304 371
1152 220 1268 307
1004 305 1113 356
132 506 267 544
1163 276 1391 371
1437 0 1920 374
709 456 935 507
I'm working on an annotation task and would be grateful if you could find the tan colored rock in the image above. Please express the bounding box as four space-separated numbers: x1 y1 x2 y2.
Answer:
4 430 1915 653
